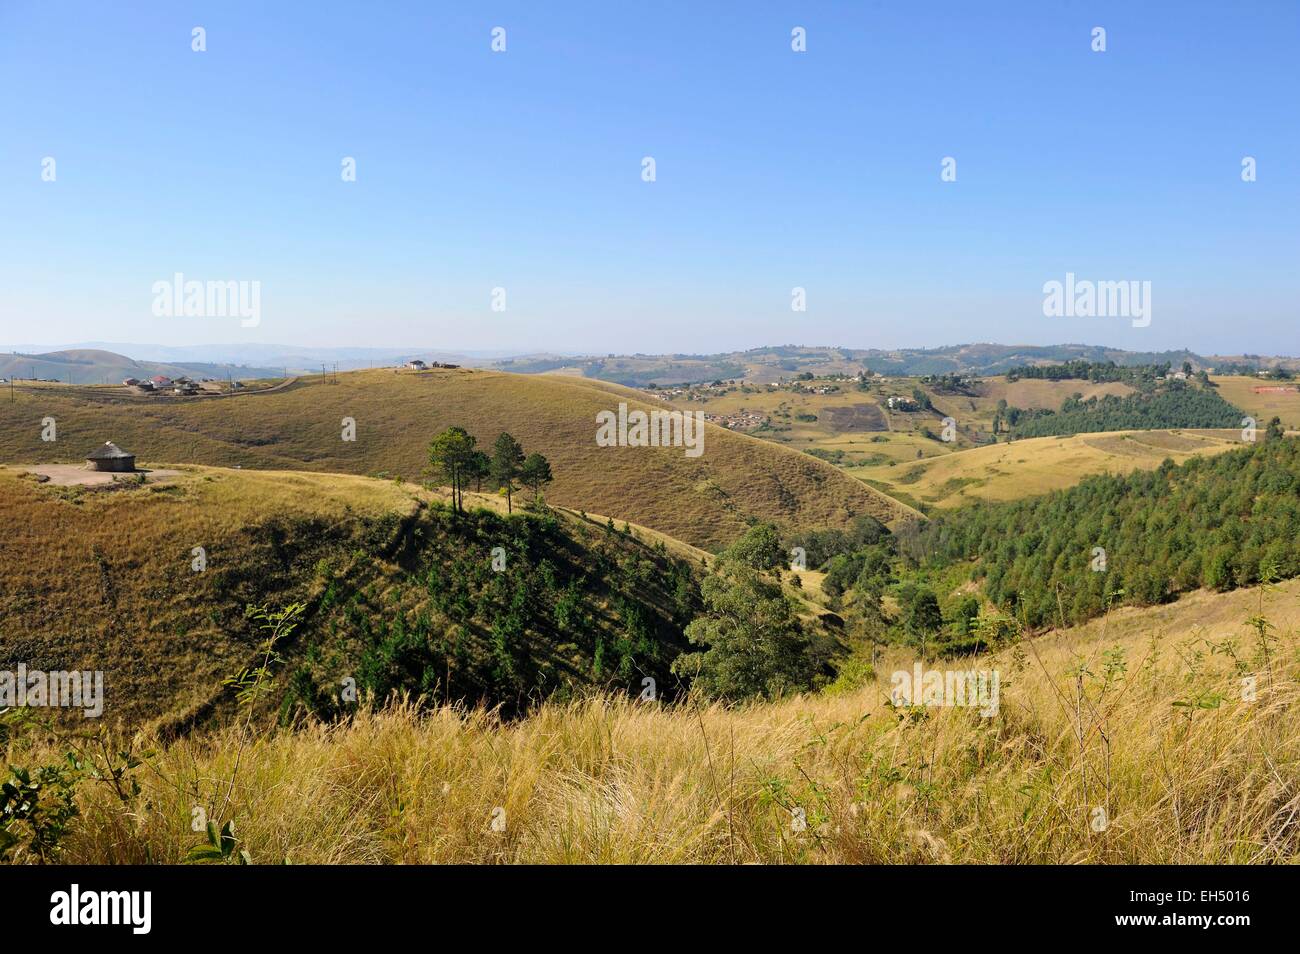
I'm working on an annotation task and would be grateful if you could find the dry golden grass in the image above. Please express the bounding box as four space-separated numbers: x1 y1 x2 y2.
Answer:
0 466 427 727
987 378 1136 410
0 368 912 549
659 379 963 457
655 377 1173 501
0 465 839 734
1213 375 1300 431
853 429 1243 509
24 579 1299 865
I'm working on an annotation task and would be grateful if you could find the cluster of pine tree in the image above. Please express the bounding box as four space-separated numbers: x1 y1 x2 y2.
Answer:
1008 387 1243 438
1004 360 1172 385
284 505 700 719
900 437 1300 629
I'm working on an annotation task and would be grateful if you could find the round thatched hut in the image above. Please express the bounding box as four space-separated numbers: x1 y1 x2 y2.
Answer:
85 441 136 472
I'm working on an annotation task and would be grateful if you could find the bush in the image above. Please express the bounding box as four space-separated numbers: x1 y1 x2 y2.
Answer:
724 523 785 572
674 567 814 701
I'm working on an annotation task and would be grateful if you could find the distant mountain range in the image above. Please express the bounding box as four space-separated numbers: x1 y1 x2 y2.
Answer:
0 349 288 384
3 342 1297 388
1 342 512 374
486 343 1300 386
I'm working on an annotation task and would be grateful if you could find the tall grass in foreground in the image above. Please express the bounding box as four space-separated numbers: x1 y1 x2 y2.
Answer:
9 614 1300 864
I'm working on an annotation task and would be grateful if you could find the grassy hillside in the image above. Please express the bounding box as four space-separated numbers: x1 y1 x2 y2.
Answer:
0 348 283 384
652 377 1243 511
0 368 914 550
486 343 1230 385
11 577 1297 864
660 377 1141 457
1213 374 1300 431
0 465 714 729
854 429 1244 510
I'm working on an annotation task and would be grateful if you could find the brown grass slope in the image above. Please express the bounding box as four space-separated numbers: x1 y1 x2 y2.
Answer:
0 465 723 729
1213 374 1300 431
854 428 1244 510
0 467 421 727
0 368 913 550
20 578 1300 864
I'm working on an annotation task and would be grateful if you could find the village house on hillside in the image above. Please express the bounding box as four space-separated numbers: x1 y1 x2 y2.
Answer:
704 410 767 430
85 441 136 473
405 359 427 370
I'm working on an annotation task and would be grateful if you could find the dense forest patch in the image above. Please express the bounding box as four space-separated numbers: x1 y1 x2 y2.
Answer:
1006 386 1244 438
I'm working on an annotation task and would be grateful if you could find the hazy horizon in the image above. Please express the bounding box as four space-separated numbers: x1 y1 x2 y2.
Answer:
2 338 1296 363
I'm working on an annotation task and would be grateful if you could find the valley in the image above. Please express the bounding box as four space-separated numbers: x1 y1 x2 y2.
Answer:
6 0 1296 889
3 346 1298 869
646 367 1277 511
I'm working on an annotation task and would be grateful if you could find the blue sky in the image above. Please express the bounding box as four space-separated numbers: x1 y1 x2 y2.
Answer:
1 0 1296 355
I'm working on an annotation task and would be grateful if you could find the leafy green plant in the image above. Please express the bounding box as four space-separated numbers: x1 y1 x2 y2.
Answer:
185 819 250 865
0 759 80 863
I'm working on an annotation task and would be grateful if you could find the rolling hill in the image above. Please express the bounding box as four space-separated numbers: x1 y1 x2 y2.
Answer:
649 375 1249 511
853 429 1246 510
1213 374 1300 431
658 374 1140 461
0 465 720 729
0 349 285 385
0 367 915 551
484 343 1300 385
